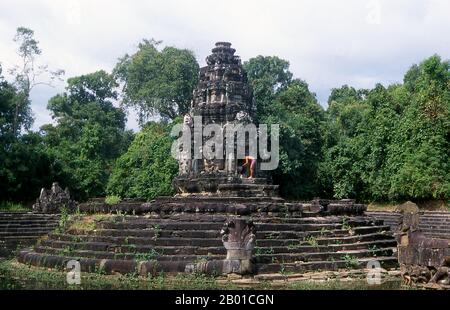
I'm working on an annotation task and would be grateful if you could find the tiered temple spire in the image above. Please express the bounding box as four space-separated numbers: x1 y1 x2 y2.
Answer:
173 42 276 197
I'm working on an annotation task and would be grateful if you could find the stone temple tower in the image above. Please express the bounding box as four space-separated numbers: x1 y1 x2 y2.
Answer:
173 42 278 197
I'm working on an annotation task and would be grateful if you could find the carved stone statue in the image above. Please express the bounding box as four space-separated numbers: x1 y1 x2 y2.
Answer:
32 182 77 214
185 218 256 275
221 218 256 260
395 201 450 287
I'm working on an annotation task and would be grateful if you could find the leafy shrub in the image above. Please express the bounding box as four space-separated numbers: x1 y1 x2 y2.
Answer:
107 122 178 200
105 195 121 205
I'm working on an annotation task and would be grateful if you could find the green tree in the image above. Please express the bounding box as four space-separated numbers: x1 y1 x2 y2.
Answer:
386 55 449 200
243 56 293 118
8 27 64 136
114 39 199 122
264 80 325 199
0 132 66 202
0 65 19 138
42 71 132 200
1 66 64 202
107 122 178 200
323 55 449 202
244 56 324 199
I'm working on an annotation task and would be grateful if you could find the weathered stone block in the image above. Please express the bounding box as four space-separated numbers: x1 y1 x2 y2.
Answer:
32 182 76 214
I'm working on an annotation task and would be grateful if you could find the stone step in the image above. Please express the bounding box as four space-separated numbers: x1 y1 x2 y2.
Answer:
260 226 390 238
255 239 396 254
94 214 378 225
154 214 346 224
367 213 450 220
51 235 224 247
1 235 45 241
256 256 398 273
0 218 59 224
374 219 450 225
420 228 450 234
87 225 388 240
0 238 38 249
97 220 382 232
40 240 227 255
22 251 396 276
46 230 391 248
85 226 389 239
18 250 195 275
255 216 379 225
18 242 398 275
0 224 58 231
0 213 59 219
98 221 225 230
419 223 450 228
0 230 54 237
255 248 394 263
255 233 390 247
39 238 396 256
30 242 395 265
424 233 450 239
366 211 450 239
34 246 225 261
366 217 450 228
367 216 450 222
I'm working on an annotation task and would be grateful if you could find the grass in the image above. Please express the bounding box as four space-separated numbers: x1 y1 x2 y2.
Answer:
105 195 122 205
304 235 318 247
287 279 408 290
368 245 380 257
0 259 414 290
134 249 161 261
0 259 232 290
254 247 274 256
67 216 96 233
65 214 115 233
341 254 359 269
0 201 29 212
367 200 449 211
341 217 351 230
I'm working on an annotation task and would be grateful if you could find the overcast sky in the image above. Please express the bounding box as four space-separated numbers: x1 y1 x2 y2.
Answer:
0 0 449 131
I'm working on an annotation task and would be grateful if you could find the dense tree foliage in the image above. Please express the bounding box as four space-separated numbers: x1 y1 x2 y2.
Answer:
0 28 67 203
244 56 293 118
0 64 65 202
264 80 325 199
322 55 449 201
107 122 178 200
114 39 199 123
0 132 66 202
42 71 133 200
244 57 324 199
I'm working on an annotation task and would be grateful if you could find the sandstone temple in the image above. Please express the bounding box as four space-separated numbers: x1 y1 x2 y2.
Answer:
173 41 277 198
1 42 448 288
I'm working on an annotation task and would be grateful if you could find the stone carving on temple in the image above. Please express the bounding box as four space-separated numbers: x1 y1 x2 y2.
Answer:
185 218 256 275
32 182 77 214
395 201 450 288
221 218 256 260
172 42 278 197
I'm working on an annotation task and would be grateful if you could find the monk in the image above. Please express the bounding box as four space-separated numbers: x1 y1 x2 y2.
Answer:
242 156 256 179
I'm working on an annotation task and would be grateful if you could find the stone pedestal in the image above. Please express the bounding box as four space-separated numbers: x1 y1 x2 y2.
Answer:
185 218 256 275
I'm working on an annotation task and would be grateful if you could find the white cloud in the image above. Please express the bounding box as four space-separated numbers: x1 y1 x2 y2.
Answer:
0 0 449 131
